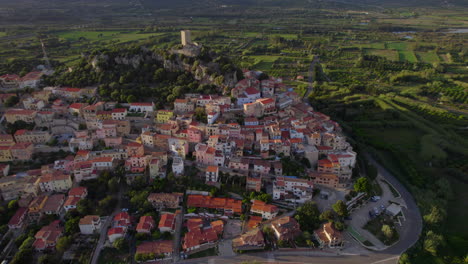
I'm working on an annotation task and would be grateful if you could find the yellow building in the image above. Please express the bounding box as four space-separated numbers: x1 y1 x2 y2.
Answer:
38 173 73 193
156 110 174 124
0 146 13 162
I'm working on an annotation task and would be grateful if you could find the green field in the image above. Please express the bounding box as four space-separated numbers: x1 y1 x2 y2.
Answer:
385 42 410 51
365 48 399 61
56 30 162 43
416 52 440 63
249 55 282 70
399 51 418 62
0 32 6 37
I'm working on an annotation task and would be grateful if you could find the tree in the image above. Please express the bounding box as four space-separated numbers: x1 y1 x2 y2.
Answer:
56 236 72 253
294 201 320 232
77 199 92 215
113 237 127 252
423 205 445 225
332 200 348 217
4 95 19 107
108 177 119 193
354 177 371 193
334 221 345 231
65 217 80 235
126 95 136 103
319 210 335 222
423 231 444 256
381 225 393 240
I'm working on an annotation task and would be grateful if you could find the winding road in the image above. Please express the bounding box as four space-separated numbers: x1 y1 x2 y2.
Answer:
176 154 422 264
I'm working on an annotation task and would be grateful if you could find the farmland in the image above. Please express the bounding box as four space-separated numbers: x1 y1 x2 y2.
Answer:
0 1 466 263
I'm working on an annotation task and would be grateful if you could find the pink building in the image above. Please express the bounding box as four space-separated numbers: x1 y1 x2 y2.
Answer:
194 144 215 166
125 156 148 173
126 142 144 157
104 137 123 148
188 127 202 143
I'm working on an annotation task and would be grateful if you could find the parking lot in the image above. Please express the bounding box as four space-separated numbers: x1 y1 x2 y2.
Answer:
313 186 347 212
223 219 242 239
348 174 407 250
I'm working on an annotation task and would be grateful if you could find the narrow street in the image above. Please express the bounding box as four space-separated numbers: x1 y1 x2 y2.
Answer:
172 206 184 263
90 180 125 264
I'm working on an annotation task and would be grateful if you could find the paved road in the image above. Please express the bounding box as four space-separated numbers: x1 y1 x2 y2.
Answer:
173 206 184 263
364 154 422 256
90 181 125 264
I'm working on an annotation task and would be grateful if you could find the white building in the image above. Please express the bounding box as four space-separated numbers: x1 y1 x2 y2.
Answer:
273 176 313 203
129 102 154 113
79 215 101 235
172 156 184 176
205 166 219 183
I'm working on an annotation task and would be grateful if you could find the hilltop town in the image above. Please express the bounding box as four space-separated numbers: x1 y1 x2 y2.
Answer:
0 31 410 264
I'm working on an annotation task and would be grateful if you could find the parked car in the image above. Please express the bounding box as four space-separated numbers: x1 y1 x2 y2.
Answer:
373 207 380 215
370 196 381 202
369 210 375 218
380 205 385 210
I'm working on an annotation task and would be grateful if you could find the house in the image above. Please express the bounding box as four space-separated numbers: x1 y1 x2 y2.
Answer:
250 200 279 220
10 142 34 160
174 98 194 114
38 172 72 192
129 102 154 113
42 194 65 215
0 74 20 88
33 220 63 251
147 193 183 209
205 166 219 183
237 87 261 106
126 142 144 157
63 196 81 212
68 187 88 198
19 71 43 88
232 229 265 251
270 216 301 241
0 175 39 201
172 156 184 175
22 97 45 110
136 216 155 234
28 195 48 221
273 176 313 203
0 134 15 146
69 103 87 116
159 213 176 233
79 215 101 235
108 227 126 243
186 195 242 215
246 177 262 192
194 143 217 166
114 212 131 228
156 110 174 123
247 215 263 230
5 109 37 123
111 108 127 120
187 127 202 143
15 129 51 144
136 240 173 260
8 207 28 229
183 226 219 252
314 222 343 248
309 172 339 188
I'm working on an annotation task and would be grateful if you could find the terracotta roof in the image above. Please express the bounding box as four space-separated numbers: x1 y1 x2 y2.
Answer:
8 207 28 227
136 240 173 255
158 213 176 230
206 166 219 173
250 200 278 214
79 215 100 225
68 187 87 197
